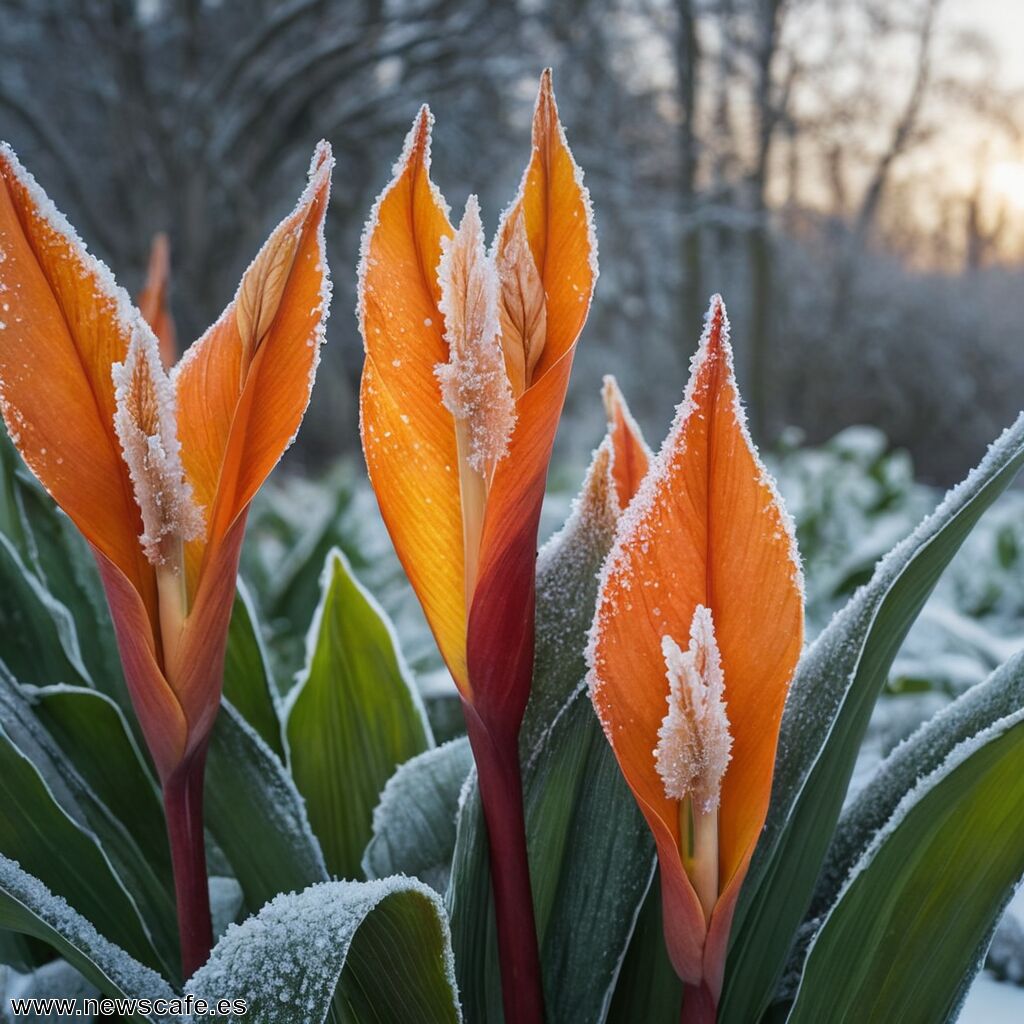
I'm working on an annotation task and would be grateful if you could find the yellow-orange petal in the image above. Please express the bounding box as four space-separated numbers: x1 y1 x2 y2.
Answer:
586 296 804 989
494 69 597 381
174 142 333 593
358 109 469 689
137 232 177 368
0 144 157 613
602 374 650 510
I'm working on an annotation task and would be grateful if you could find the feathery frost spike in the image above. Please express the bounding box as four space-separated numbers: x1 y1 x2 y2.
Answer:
435 195 515 478
655 605 733 812
496 208 547 397
113 325 204 564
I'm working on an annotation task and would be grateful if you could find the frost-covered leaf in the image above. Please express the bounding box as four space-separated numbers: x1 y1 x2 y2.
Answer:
187 878 461 1023
205 701 327 914
0 719 164 973
27 686 170 893
285 549 432 879
787 707 1024 1024
448 443 652 1024
363 738 472 892
223 581 283 759
0 854 176 1020
0 534 91 689
0 666 173 976
722 413 1024 1024
814 648 1024 920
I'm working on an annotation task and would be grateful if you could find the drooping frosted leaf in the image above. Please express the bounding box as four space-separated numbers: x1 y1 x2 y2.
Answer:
0 854 175 1017
0 667 172 976
187 878 462 1023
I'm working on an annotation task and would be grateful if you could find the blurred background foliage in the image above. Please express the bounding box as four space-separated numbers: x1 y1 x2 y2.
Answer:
2 0 1023 484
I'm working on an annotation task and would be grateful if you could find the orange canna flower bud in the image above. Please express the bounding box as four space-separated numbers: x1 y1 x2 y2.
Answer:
0 140 333 976
587 296 804 1022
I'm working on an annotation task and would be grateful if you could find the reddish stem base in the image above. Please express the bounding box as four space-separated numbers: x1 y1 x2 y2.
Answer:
163 750 213 979
681 981 717 1024
464 707 545 1024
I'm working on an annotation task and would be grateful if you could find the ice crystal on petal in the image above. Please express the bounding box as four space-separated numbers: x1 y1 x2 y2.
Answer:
655 605 733 812
113 324 203 563
435 195 515 478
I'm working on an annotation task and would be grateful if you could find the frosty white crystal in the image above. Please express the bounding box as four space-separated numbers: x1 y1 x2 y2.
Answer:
435 195 516 480
655 605 733 812
113 324 203 564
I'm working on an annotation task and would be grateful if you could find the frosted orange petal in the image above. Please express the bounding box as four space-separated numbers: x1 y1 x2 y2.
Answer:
602 374 650 509
587 296 804 987
495 69 597 378
138 232 177 368
174 143 333 592
0 145 156 613
468 70 598 727
358 109 468 689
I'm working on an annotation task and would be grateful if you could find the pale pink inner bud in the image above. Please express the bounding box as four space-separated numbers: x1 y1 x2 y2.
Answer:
655 605 733 813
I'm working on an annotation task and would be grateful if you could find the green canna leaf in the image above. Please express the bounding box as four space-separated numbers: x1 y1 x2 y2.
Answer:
0 675 167 976
0 853 177 1021
187 878 462 1023
205 701 328 914
223 581 283 759
813 648 1024 924
722 412 1024 1024
786 706 1024 1024
363 738 473 892
0 534 91 690
285 549 432 880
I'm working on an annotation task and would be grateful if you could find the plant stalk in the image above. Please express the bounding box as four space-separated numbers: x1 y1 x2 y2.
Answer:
163 749 213 979
681 980 716 1024
464 708 545 1024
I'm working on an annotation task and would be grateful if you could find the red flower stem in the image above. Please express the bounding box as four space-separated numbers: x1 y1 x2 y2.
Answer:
464 706 545 1024
681 981 717 1024
162 749 213 979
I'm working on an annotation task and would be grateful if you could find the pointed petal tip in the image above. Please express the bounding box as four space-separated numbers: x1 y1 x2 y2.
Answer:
601 374 624 420
309 139 334 176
